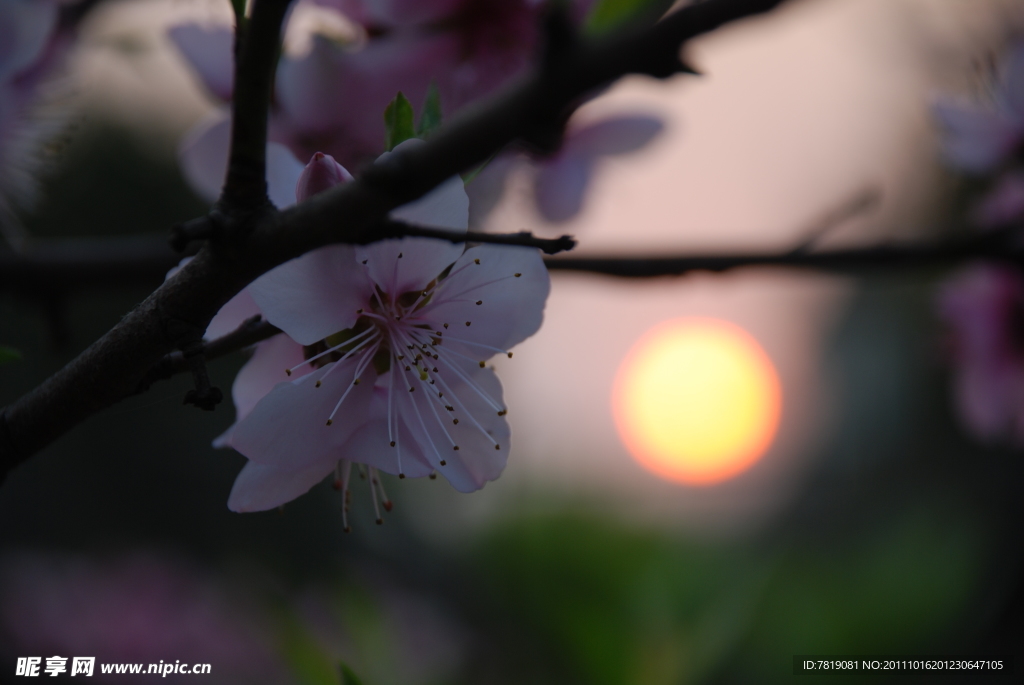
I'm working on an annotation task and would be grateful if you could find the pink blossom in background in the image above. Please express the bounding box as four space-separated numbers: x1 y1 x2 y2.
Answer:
177 114 306 209
171 0 592 171
0 553 288 684
295 578 466 685
469 113 664 224
973 170 1024 228
932 40 1024 228
0 0 74 243
219 144 550 515
932 41 1024 174
166 23 234 102
938 264 1024 444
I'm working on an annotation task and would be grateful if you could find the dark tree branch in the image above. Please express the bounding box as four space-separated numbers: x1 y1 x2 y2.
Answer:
136 317 282 394
543 231 1024 278
220 0 294 211
0 0 787 484
0 229 572 298
0 236 179 295
377 221 577 255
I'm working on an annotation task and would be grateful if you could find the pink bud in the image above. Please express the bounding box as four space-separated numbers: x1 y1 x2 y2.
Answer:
295 152 353 202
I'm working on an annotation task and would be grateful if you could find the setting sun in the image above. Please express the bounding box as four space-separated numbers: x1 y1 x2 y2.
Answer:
612 318 782 485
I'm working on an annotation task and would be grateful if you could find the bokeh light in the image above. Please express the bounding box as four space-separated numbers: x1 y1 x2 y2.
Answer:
612 318 782 485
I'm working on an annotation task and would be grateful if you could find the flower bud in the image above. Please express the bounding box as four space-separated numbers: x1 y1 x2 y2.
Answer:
295 152 354 202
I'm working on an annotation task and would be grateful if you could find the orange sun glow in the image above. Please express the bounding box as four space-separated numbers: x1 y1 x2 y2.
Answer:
612 318 782 485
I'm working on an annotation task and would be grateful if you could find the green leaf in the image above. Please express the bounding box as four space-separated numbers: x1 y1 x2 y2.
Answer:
383 92 416 151
339 663 365 685
416 84 443 137
584 0 674 35
0 346 21 364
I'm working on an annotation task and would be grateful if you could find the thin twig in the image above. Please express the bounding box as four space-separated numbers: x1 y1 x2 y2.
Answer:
136 317 282 393
543 234 1021 278
378 220 576 255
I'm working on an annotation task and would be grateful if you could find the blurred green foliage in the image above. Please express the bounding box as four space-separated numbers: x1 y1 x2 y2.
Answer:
585 0 676 35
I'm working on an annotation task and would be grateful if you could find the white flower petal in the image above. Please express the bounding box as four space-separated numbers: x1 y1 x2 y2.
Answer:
227 458 336 512
228 357 376 469
356 237 464 297
230 333 308 422
178 113 230 203
389 173 469 230
422 244 550 353
339 407 434 478
400 366 510 492
248 245 372 345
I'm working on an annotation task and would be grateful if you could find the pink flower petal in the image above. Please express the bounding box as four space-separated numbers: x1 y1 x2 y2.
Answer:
248 244 372 345
178 115 305 207
214 334 308 448
534 115 663 222
355 145 468 292
0 0 57 82
227 458 337 512
422 244 550 352
231 333 309 421
534 152 591 223
565 115 664 157
267 144 307 208
355 0 461 26
339 407 434 479
206 289 262 341
356 237 465 297
275 34 350 133
388 173 469 230
938 264 1024 444
999 41 1024 121
295 152 353 201
973 171 1024 228
397 366 510 492
167 23 234 101
276 34 458 166
955 364 1007 441
932 98 1021 173
227 357 375 470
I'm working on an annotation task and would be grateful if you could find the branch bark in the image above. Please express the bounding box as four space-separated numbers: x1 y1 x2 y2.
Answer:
221 0 293 210
0 0 788 483
543 234 1022 277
